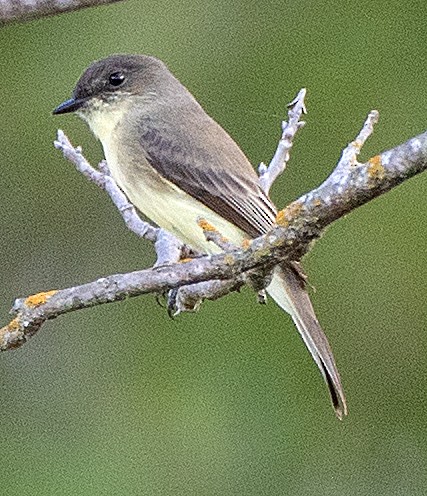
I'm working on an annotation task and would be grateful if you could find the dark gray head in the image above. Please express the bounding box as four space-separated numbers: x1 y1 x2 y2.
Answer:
53 54 170 115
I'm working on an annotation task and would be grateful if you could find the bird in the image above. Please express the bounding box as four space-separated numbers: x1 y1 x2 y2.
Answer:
53 54 347 418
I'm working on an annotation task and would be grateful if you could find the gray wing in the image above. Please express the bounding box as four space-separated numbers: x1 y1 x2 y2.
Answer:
137 112 277 238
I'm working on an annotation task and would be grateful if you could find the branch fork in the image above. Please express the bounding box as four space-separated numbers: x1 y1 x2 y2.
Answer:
2 89 427 352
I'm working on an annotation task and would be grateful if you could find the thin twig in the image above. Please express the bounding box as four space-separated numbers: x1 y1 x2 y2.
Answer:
258 88 307 194
333 110 379 175
197 217 240 252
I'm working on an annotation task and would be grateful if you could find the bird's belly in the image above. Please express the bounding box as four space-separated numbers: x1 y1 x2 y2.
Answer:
104 144 247 254
125 178 247 253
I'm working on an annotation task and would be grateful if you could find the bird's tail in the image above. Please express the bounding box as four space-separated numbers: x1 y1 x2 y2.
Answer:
266 264 347 419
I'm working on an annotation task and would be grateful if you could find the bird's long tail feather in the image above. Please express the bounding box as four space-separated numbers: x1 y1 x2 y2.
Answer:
266 264 347 419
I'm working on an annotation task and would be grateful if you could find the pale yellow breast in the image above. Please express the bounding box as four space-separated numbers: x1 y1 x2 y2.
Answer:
82 101 247 254
109 143 247 253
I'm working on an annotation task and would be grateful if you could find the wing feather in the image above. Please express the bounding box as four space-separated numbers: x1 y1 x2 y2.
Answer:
137 109 276 238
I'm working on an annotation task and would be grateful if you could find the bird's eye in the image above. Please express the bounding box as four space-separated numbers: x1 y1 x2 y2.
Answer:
108 72 125 87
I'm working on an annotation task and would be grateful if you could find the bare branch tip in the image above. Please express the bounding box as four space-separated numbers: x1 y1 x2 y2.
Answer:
54 129 73 152
369 109 380 121
258 162 268 175
54 130 65 149
287 88 307 113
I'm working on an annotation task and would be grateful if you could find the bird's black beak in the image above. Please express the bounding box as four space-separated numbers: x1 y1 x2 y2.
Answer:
53 97 86 115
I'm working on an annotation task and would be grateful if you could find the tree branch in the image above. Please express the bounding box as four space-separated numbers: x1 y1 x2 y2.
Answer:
2 100 427 351
0 0 125 25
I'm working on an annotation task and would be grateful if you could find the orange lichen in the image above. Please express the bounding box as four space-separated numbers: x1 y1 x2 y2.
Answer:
313 197 322 207
6 317 20 331
368 155 385 180
275 210 288 227
25 290 57 308
241 239 251 250
197 218 218 232
276 201 304 227
0 318 25 351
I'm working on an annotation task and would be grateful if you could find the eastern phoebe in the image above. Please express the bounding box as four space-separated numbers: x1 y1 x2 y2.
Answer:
54 54 346 418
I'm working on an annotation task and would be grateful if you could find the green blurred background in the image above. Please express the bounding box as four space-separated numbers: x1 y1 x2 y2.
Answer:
1 0 427 494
